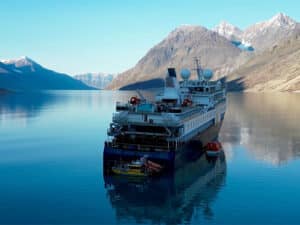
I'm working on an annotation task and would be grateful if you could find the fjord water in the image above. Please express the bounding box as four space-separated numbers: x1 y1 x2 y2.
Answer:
0 91 300 225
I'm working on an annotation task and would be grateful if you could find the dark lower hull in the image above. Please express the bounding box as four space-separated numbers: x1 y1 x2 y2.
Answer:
104 118 224 170
103 150 226 224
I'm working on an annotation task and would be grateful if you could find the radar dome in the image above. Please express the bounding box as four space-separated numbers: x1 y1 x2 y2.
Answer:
203 69 213 80
180 68 191 80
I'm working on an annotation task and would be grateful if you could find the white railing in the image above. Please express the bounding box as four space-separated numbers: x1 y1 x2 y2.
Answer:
113 111 182 126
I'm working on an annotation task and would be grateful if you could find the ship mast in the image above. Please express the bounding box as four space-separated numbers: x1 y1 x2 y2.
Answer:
194 57 203 81
136 89 146 102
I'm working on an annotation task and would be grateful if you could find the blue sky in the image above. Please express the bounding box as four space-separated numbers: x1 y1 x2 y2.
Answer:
1 0 299 75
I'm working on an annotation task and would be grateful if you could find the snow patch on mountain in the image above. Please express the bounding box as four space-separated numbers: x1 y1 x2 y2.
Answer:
0 56 41 72
0 56 95 90
0 56 36 67
213 13 299 51
265 13 296 28
241 13 299 50
213 21 242 41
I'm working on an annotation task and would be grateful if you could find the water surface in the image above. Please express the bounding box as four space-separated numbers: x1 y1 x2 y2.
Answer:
0 91 300 224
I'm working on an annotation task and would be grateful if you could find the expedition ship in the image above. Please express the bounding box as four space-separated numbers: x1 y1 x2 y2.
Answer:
104 59 226 168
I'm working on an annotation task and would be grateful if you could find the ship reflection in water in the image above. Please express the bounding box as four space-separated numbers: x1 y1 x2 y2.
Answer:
103 151 226 224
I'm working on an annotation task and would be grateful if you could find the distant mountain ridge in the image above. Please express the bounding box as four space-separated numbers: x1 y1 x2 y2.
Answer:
0 56 95 90
214 13 300 51
107 13 300 91
74 73 116 89
242 13 299 51
108 25 242 90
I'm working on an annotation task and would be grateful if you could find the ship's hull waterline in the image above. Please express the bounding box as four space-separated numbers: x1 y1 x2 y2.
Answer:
104 118 224 170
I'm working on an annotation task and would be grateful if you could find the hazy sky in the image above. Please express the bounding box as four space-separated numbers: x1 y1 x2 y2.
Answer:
1 0 299 75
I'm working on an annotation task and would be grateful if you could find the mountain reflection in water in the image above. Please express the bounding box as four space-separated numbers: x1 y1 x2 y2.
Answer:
220 93 300 165
104 152 226 225
0 91 62 120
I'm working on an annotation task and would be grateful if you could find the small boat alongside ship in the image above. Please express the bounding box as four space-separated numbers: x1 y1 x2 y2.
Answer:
104 58 227 169
112 156 163 177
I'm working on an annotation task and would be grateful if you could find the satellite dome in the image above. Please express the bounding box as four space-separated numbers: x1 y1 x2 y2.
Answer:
203 69 213 80
180 68 191 80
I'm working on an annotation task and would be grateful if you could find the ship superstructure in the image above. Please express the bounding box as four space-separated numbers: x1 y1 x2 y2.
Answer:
104 59 226 168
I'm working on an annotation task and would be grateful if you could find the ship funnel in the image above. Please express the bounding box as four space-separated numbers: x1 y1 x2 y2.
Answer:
165 68 179 88
155 68 180 103
167 68 177 78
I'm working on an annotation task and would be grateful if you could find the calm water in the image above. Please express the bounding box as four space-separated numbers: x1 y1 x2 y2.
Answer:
0 91 300 225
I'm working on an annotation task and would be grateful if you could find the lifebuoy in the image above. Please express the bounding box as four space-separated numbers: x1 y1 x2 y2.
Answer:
130 96 140 105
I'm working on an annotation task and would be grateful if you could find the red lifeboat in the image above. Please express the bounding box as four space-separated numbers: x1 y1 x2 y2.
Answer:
205 141 222 157
130 96 140 105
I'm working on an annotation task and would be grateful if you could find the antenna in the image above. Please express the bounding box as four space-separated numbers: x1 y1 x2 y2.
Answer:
193 57 203 80
136 89 146 102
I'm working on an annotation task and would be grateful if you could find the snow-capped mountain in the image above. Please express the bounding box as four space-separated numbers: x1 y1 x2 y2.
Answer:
74 73 116 89
0 56 42 73
242 13 299 51
0 56 95 90
1 56 36 67
213 21 242 41
213 13 299 51
268 12 297 27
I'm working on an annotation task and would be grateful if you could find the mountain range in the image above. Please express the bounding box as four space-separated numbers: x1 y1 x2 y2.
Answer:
227 35 300 92
0 57 95 91
1 13 299 92
74 73 116 89
108 13 300 92
213 13 299 50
